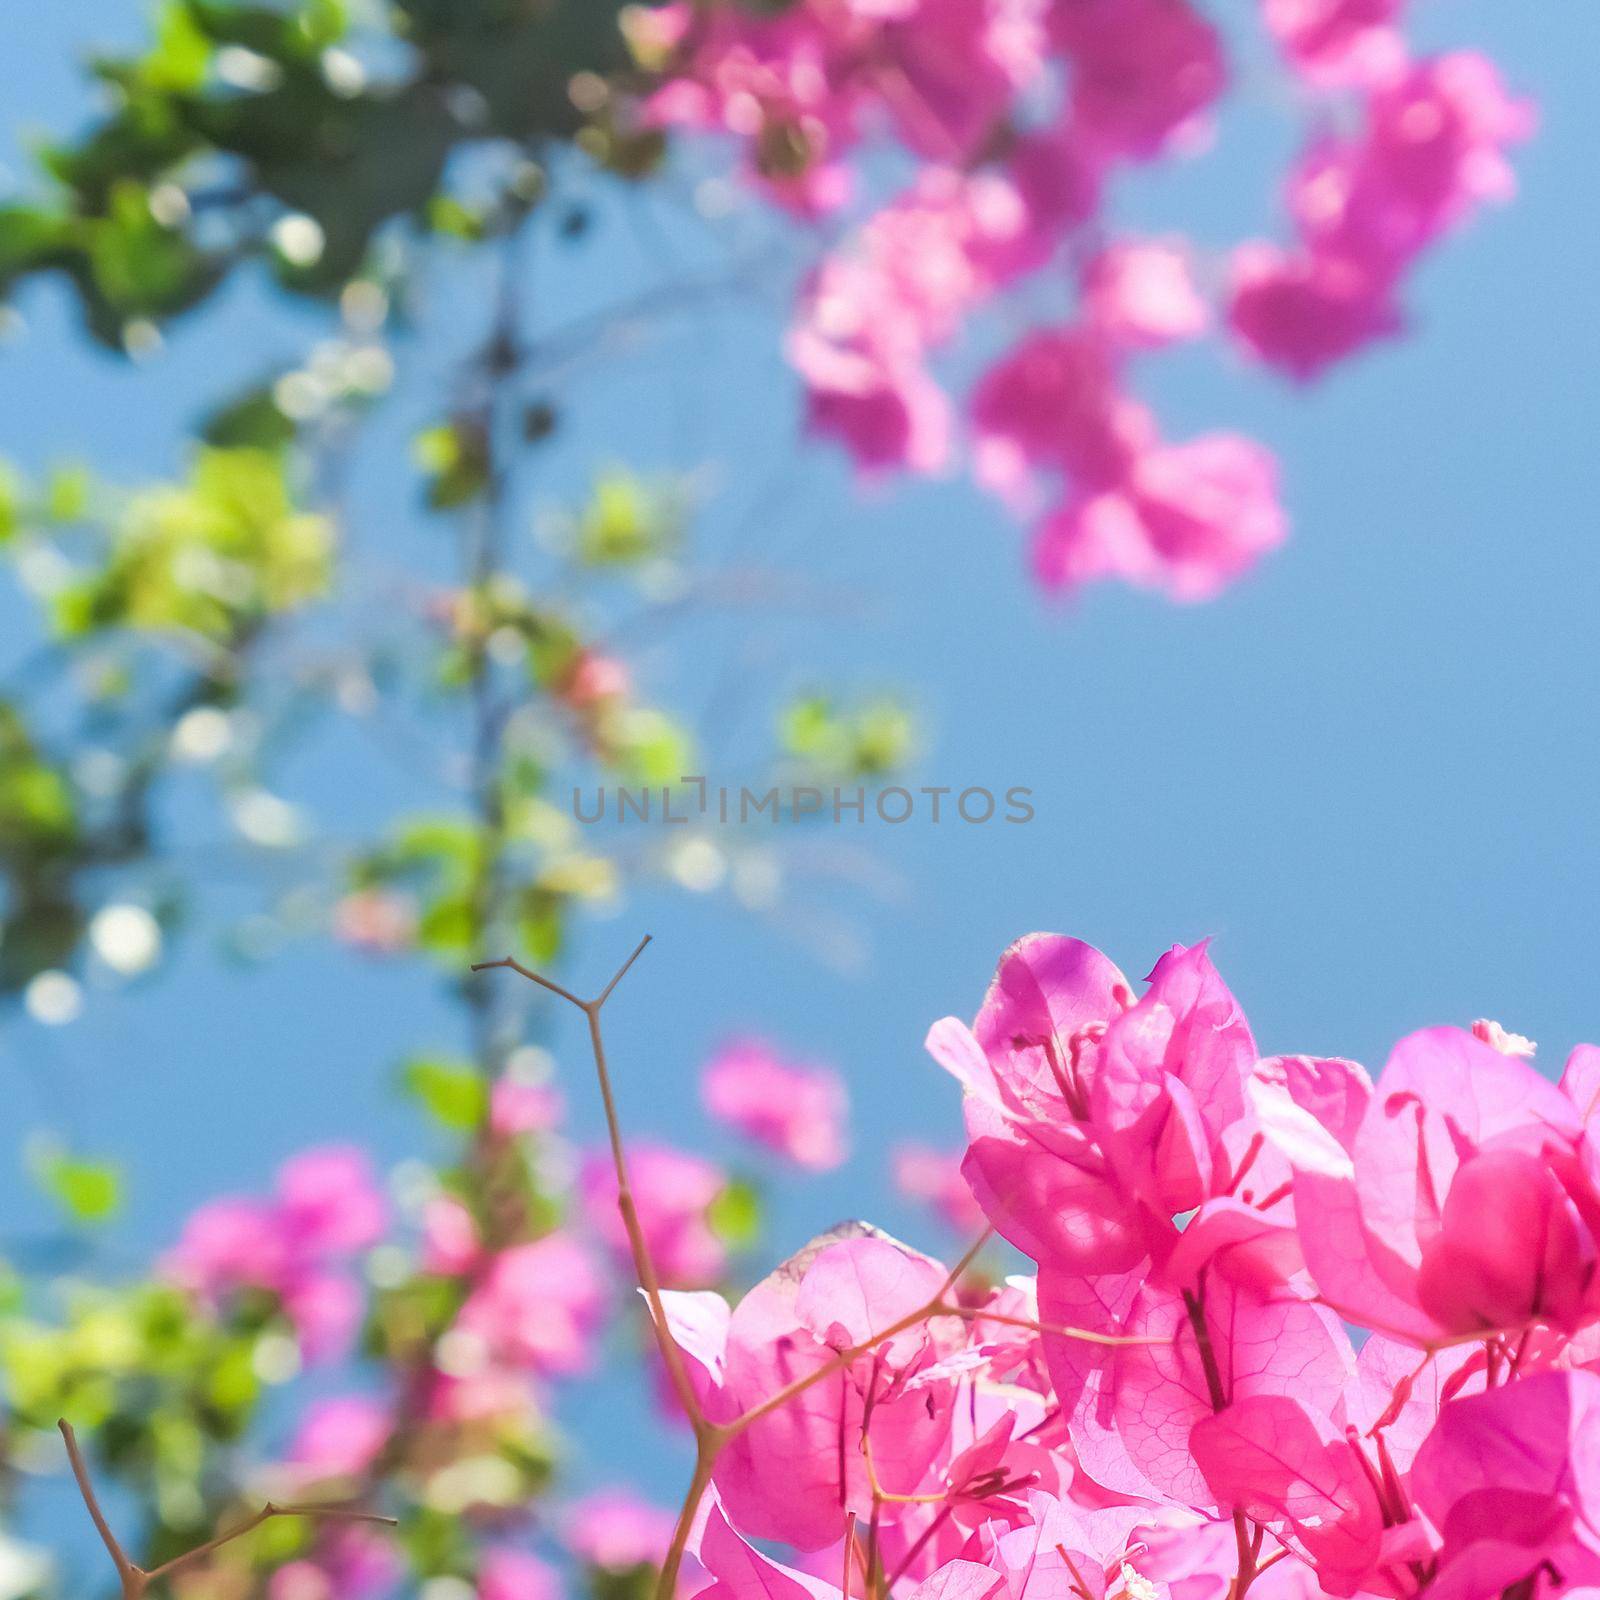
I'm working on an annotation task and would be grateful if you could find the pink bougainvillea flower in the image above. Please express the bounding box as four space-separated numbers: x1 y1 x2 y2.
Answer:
632 0 1525 606
456 1231 605 1377
163 1145 386 1363
165 1197 288 1297
1303 54 1533 267
870 0 1048 164
634 0 1047 210
1048 0 1226 159
1233 52 1531 381
1262 0 1406 87
694 1500 842 1600
929 935 1282 1278
489 1078 564 1138
286 1395 391 1483
1040 1268 1354 1507
794 348 954 477
936 1412 1047 1528
971 328 1152 505
1269 1026 1600 1343
1411 1371 1600 1594
1190 1393 1393 1592
568 1489 679 1572
581 1142 728 1289
268 1525 402 1600
927 939 1146 1273
1227 243 1401 380
701 1037 849 1170
792 157 1102 481
477 1548 561 1600
1471 1017 1537 1057
1084 241 1209 348
420 1193 480 1276
663 1226 965 1549
990 1490 1175 1600
276 1146 387 1256
1032 435 1287 602
892 1143 988 1234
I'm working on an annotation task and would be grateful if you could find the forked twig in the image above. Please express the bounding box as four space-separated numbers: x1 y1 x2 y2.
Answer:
58 1419 395 1598
473 935 708 1444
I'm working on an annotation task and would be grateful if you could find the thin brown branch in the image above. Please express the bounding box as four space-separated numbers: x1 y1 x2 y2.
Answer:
58 1421 141 1596
474 937 707 1443
469 955 584 1009
60 1418 395 1597
145 1504 397 1584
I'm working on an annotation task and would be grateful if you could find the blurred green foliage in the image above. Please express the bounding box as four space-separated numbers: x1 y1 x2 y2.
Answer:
0 0 915 1590
0 0 640 344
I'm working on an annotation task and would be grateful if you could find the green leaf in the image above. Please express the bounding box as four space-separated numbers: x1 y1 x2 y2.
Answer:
0 204 74 287
402 1055 487 1131
416 892 476 957
0 462 21 542
425 195 487 242
85 181 210 318
45 464 93 523
201 385 296 452
781 695 914 779
50 446 331 641
38 1155 123 1225
414 420 490 510
516 896 563 965
612 708 692 786
707 1179 762 1249
576 470 681 566
146 1 213 92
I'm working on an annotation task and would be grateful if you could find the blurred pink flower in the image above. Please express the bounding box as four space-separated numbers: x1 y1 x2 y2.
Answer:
1047 0 1225 158
489 1079 564 1138
701 1038 849 1170
333 889 416 956
1033 435 1286 601
971 328 1153 503
1084 241 1209 348
479 1548 562 1600
278 1147 387 1255
568 1489 678 1571
267 1526 400 1600
581 1143 728 1289
457 1232 606 1377
1263 0 1405 87
892 1143 987 1234
1227 243 1400 380
163 1145 386 1363
559 650 631 712
1232 52 1531 379
287 1395 391 1482
280 1272 365 1364
421 1193 481 1276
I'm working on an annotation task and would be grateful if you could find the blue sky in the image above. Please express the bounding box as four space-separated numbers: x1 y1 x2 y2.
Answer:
2 0 1599 1506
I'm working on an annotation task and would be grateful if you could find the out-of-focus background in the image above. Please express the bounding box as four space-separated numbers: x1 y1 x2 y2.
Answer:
0 0 1596 1523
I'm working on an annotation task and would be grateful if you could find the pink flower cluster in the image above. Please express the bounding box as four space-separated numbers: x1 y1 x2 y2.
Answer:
663 932 1600 1600
636 0 1529 601
163 1146 386 1362
702 1036 850 1170
1231 52 1535 380
582 1140 731 1289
